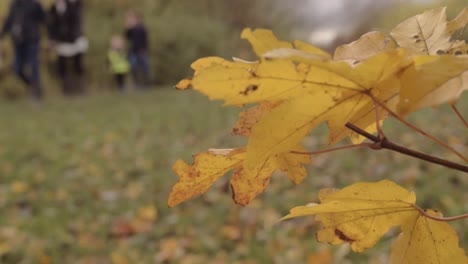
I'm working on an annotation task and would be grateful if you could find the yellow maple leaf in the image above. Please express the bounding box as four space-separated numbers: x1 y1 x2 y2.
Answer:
190 58 309 105
398 55 468 115
334 31 397 64
390 210 467 264
282 180 468 261
240 28 292 58
242 27 331 61
168 150 243 207
232 101 282 137
282 180 416 252
179 22 466 163
245 49 410 168
391 7 468 55
168 147 310 207
178 29 331 106
447 7 468 34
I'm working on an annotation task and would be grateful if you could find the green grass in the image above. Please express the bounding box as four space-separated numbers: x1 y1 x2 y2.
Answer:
0 89 466 263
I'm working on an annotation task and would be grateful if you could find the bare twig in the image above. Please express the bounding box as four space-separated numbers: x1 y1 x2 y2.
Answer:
368 94 467 162
411 204 468 222
451 104 468 128
345 123 468 173
371 94 386 139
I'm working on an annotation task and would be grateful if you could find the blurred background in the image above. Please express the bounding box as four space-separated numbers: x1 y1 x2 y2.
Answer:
0 0 466 263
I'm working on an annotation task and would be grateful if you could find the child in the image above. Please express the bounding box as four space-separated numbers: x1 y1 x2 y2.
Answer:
125 10 151 89
108 35 130 92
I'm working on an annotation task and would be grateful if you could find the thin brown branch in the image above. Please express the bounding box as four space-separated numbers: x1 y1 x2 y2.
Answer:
411 204 468 222
345 123 468 173
290 143 373 156
371 96 385 139
451 104 468 128
368 94 467 162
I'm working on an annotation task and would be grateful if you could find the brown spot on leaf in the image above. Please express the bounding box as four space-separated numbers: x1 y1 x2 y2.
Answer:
240 85 259 96
335 229 354 242
248 69 257 77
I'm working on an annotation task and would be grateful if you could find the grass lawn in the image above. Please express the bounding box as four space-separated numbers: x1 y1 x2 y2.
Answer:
0 89 466 263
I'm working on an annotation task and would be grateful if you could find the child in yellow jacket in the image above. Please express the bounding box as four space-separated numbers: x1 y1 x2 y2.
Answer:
108 35 130 92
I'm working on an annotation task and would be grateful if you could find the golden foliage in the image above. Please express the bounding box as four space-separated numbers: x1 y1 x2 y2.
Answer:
170 7 467 261
283 181 467 263
171 7 467 207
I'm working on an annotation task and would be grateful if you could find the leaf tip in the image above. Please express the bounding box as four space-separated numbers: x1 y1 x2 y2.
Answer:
175 78 192 90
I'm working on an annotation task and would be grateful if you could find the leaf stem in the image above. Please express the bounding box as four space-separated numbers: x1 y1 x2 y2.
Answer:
371 97 385 139
451 104 468 128
368 94 467 162
345 123 468 172
411 204 468 222
290 143 373 156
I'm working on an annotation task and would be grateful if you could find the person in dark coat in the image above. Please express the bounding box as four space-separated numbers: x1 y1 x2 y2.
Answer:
0 0 46 100
48 0 87 95
125 10 151 89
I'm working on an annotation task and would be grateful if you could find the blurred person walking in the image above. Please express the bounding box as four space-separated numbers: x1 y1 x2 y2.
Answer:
108 35 130 92
48 0 87 96
0 0 46 100
125 10 151 89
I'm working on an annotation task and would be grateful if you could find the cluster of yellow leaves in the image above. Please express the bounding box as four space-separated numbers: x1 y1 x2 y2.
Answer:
169 7 467 207
282 180 467 263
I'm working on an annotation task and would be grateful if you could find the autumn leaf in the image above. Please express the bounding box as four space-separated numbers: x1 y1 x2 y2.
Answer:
168 150 243 207
445 7 468 56
307 249 333 264
187 58 308 105
168 147 310 207
243 27 331 61
171 7 468 262
137 205 158 222
282 180 468 261
334 31 397 64
391 7 468 55
282 180 416 252
390 209 467 264
398 55 468 115
447 7 468 35
177 28 411 173
240 28 292 58
176 29 331 106
245 49 409 168
275 146 311 184
232 101 282 137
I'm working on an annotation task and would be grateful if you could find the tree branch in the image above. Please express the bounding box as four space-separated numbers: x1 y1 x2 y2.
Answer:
345 123 468 173
451 104 468 128
368 93 467 162
411 204 468 222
